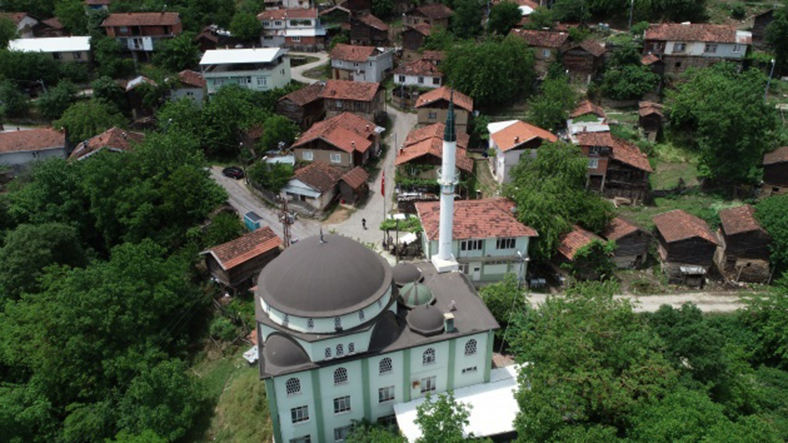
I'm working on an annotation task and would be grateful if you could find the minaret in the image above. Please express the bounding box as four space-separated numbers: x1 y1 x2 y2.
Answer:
431 90 460 273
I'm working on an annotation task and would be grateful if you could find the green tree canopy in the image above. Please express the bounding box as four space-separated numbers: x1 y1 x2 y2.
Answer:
526 76 577 132
0 51 59 87
152 32 200 72
415 391 471 443
0 79 29 118
158 96 203 135
479 273 524 346
55 0 89 34
55 100 127 144
201 85 270 157
487 1 522 36
421 27 457 51
92 75 129 113
229 12 262 42
260 114 300 151
767 1 788 72
757 195 788 273
36 80 78 121
451 0 483 39
372 0 394 19
93 35 135 78
203 212 245 248
0 16 18 49
601 64 659 100
248 162 294 193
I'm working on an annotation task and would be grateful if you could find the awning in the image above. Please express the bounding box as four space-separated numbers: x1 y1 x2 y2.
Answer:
680 266 707 275
399 232 418 245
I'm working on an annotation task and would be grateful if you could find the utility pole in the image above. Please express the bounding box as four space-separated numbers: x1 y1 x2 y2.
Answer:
280 194 293 249
628 0 634 31
765 58 776 102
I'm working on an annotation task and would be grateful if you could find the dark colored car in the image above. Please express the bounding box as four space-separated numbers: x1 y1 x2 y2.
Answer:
222 166 244 179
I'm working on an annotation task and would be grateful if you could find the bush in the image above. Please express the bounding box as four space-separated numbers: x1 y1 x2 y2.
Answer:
209 316 238 341
58 62 89 84
731 3 746 19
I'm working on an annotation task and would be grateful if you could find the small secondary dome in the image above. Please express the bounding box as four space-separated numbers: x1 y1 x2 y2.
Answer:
264 334 310 367
258 234 391 318
400 282 435 309
407 304 445 336
392 263 422 286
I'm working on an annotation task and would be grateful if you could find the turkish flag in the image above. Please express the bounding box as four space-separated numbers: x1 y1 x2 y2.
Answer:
381 171 385 196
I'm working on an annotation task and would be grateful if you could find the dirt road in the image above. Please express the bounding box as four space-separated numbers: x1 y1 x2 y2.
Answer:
527 292 746 313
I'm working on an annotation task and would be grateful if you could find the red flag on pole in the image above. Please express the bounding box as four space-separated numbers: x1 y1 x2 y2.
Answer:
381 171 385 196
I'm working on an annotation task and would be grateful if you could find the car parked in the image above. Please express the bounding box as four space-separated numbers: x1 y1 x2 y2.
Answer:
222 166 244 179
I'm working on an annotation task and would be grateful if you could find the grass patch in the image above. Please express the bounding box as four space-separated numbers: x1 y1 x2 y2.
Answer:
302 62 330 80
290 55 320 67
617 190 743 230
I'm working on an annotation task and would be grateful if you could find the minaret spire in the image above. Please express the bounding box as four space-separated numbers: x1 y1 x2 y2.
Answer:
432 87 460 273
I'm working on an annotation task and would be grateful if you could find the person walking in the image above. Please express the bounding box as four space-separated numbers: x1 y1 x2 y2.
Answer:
362 218 367 230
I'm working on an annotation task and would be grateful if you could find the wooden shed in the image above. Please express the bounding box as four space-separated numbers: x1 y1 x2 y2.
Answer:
762 146 788 197
276 81 325 130
201 226 283 290
653 210 720 287
350 14 389 46
715 205 771 283
339 166 370 204
753 9 774 48
554 225 605 280
601 217 650 269
562 39 606 84
638 101 664 141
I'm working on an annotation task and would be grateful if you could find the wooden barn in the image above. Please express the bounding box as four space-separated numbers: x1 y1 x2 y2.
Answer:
601 217 650 269
715 205 772 283
762 146 788 197
276 81 325 130
401 23 432 62
562 39 606 84
201 226 283 290
350 14 389 46
555 225 605 281
638 101 664 141
338 166 370 204
652 210 720 287
752 9 774 48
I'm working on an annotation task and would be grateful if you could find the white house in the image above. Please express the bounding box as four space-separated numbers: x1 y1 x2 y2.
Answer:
0 128 66 168
487 120 558 184
282 161 344 211
200 48 291 94
0 13 38 38
416 198 537 284
328 43 394 83
393 58 443 89
170 69 206 106
258 8 326 51
255 234 500 443
566 100 610 143
8 36 91 62
644 23 751 75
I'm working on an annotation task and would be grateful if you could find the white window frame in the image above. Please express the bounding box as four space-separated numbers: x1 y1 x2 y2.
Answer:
588 158 599 169
705 44 718 53
274 20 282 26
432 77 440 85
330 153 342 163
257 77 267 86
418 76 424 84
542 49 550 57
290 436 311 443
292 36 301 42
420 375 436 393
291 405 310 423
673 42 686 52
496 238 516 250
303 151 314 161
733 44 743 53
333 426 351 442
398 75 405 82
333 395 351 414
379 386 395 403
263 21 271 27
460 240 483 251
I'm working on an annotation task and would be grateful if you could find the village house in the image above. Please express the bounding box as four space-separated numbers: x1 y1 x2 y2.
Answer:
762 146 788 197
68 127 145 161
319 4 352 32
292 111 383 168
320 79 385 122
200 48 291 95
401 24 432 62
576 132 652 204
416 198 538 284
643 23 751 76
653 210 720 287
0 12 39 38
562 39 606 83
0 128 66 169
170 69 206 106
414 86 473 133
752 9 774 48
8 36 91 62
258 8 326 51
393 57 443 89
555 225 605 280
202 226 283 290
488 119 558 184
329 44 394 83
404 4 452 29
35 18 67 38
641 53 665 75
350 14 389 46
566 100 609 142
85 0 111 11
601 217 650 269
121 75 158 120
282 161 345 211
509 29 568 76
638 101 664 141
101 12 182 60
338 166 370 204
276 81 325 129
715 205 772 283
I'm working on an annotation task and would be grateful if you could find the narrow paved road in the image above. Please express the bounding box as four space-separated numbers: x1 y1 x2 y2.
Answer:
289 51 329 84
528 292 746 313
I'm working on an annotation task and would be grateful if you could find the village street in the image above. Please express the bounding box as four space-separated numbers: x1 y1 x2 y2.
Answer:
288 51 329 84
528 292 746 313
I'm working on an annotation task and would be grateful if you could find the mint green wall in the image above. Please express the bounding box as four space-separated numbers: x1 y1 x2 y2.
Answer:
450 332 489 388
368 350 405 420
318 360 366 441
408 341 451 399
272 369 319 443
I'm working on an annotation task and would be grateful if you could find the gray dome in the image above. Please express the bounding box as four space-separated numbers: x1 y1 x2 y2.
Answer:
369 311 401 351
407 304 445 336
264 334 310 367
400 282 435 309
392 263 422 286
258 234 391 318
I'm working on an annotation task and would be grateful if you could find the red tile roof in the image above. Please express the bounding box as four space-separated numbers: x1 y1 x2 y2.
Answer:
653 210 719 245
320 79 381 102
102 12 180 27
645 23 738 43
293 112 377 154
357 14 388 31
557 225 602 261
279 81 324 106
416 198 538 241
404 123 469 150
405 23 432 36
638 101 663 118
0 128 65 154
569 39 606 57
393 58 443 77
490 120 557 152
257 8 319 20
509 29 569 48
763 146 788 165
0 13 33 25
719 204 763 236
576 132 652 172
295 161 345 192
601 217 643 241
329 43 377 62
641 53 661 65
69 127 145 160
205 226 282 270
340 166 369 189
42 17 64 29
415 86 473 112
178 69 205 88
395 137 474 173
570 100 606 119
413 3 453 19
421 50 445 62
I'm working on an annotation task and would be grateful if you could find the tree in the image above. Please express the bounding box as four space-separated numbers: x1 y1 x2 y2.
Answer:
0 16 18 49
157 97 203 135
550 0 590 23
372 0 394 19
565 238 616 280
479 273 524 345
229 12 262 42
756 195 788 273
666 63 779 184
442 35 536 107
248 162 294 193
601 65 660 100
451 0 483 39
503 142 614 260
55 0 89 34
201 85 269 157
523 6 555 30
346 420 406 442
203 212 245 248
767 0 788 72
0 51 60 86
0 80 29 118
635 0 707 22
55 100 127 144
58 61 89 83
92 76 129 113
93 36 135 78
526 76 577 132
742 274 788 364
487 1 522 36
260 114 300 151
36 80 78 121
415 392 471 443
421 27 456 51
152 32 200 72
110 430 168 443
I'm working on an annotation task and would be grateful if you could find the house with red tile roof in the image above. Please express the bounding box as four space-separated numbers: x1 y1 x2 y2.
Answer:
487 119 558 184
321 79 385 122
643 23 751 76
566 100 609 139
201 226 282 289
553 225 614 280
350 13 389 46
638 101 664 140
329 43 394 83
562 39 606 83
101 12 182 60
405 3 453 29
0 12 39 38
415 86 473 133
653 209 720 286
276 81 326 129
509 29 569 75
170 70 206 106
401 23 433 62
68 127 145 161
292 112 384 168
575 132 652 203
282 161 345 211
258 8 326 50
0 128 66 168
338 166 370 204
600 217 650 269
393 57 443 89
762 146 788 197
715 204 771 283
416 198 537 284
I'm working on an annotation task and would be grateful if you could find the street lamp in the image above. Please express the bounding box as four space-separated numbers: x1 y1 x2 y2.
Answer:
516 250 531 289
765 58 776 102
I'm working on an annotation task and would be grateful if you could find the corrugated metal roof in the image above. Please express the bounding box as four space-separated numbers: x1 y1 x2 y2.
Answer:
200 47 287 65
9 36 91 53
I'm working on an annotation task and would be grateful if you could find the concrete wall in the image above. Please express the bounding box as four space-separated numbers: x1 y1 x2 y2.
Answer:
424 236 531 283
417 108 469 133
204 59 291 94
394 73 442 89
0 147 66 167
664 41 745 58
294 146 353 168
170 87 205 107
331 51 393 83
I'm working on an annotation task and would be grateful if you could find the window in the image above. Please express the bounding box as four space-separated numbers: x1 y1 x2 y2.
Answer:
286 377 301 395
379 386 395 403
334 367 348 384
432 77 440 85
348 342 355 353
705 44 718 53
733 44 743 53
462 366 478 374
334 316 342 329
290 20 299 26
359 310 365 321
380 357 393 374
292 36 301 42
420 375 436 393
336 100 343 108
119 26 129 34
307 318 314 329
465 339 478 355
274 21 282 26
303 151 313 161
353 62 359 67
330 153 342 163
460 240 483 251
263 21 270 26
428 111 437 119
333 395 351 413
325 347 332 359
542 49 551 57
257 77 267 86
496 238 515 250
290 436 311 443
418 76 424 84
674 42 686 52
334 426 351 442
398 75 405 82
423 348 436 365
588 158 599 169
52 52 61 60
291 405 309 423
283 314 289 327
73 52 82 60
378 414 397 427
336 344 344 356
186 91 194 96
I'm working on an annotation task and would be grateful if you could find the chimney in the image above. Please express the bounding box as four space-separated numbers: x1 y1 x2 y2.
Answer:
514 136 519 144
443 312 455 332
